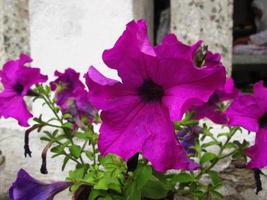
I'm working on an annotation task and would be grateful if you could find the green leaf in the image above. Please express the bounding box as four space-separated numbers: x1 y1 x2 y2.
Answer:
40 136 50 142
174 119 199 129
69 145 82 158
225 143 237 149
62 156 69 171
134 165 152 189
217 132 229 138
68 167 85 181
208 171 222 187
142 176 169 199
202 141 221 148
55 134 65 141
172 172 194 183
94 176 121 192
62 122 73 129
85 151 94 161
125 183 141 200
51 145 64 154
89 189 103 200
193 190 204 198
63 113 72 119
211 191 224 200
125 165 152 200
200 152 217 164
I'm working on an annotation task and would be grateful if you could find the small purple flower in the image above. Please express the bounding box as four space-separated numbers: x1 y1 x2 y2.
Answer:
50 68 85 110
9 169 71 200
0 54 48 126
177 126 202 155
50 68 96 127
192 78 239 124
226 81 267 168
86 20 226 172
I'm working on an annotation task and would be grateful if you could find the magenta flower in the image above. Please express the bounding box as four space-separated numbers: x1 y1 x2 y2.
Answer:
192 78 239 124
226 81 267 168
9 169 71 200
0 54 48 126
86 20 226 172
50 68 85 110
50 68 96 126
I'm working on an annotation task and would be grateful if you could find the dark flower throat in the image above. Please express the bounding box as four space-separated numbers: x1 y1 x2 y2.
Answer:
137 79 164 102
13 83 24 95
259 113 267 128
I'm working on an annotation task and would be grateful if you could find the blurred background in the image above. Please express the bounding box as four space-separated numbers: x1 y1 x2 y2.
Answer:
0 0 266 199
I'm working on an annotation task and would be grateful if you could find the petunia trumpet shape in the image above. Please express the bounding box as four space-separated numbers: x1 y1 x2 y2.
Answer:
50 68 96 126
86 20 226 172
226 81 267 168
0 54 47 126
9 169 71 200
192 78 239 124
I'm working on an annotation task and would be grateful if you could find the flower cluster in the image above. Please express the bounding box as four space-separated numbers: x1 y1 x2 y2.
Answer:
1 20 267 199
50 68 96 130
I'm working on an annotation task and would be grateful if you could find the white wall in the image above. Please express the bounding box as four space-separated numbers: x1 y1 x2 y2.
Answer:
30 0 136 79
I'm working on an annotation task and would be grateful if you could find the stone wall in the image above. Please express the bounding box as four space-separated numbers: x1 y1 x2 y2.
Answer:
171 0 233 73
0 0 31 198
0 0 30 66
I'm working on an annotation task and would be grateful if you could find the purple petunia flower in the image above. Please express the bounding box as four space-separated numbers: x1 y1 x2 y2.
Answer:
85 20 226 172
177 126 202 155
50 68 96 127
192 78 239 124
9 169 71 200
50 68 85 110
0 54 48 126
226 81 267 168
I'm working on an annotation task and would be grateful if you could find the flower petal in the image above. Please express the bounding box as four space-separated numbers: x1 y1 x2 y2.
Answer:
154 34 202 61
102 20 155 88
18 67 48 95
226 95 262 132
246 129 267 168
85 66 136 110
0 54 47 89
193 104 228 124
161 63 226 121
253 81 267 112
99 103 198 172
0 95 32 126
9 169 71 200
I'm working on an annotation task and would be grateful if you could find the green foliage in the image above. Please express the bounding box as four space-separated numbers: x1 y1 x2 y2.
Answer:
200 152 217 164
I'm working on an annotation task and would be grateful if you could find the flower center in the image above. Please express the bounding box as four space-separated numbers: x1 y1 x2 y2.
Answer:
207 93 220 105
13 83 24 95
259 113 267 128
137 79 164 102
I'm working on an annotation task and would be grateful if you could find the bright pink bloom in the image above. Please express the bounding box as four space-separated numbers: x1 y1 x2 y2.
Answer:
0 54 47 126
86 20 226 172
192 78 239 124
226 81 267 168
